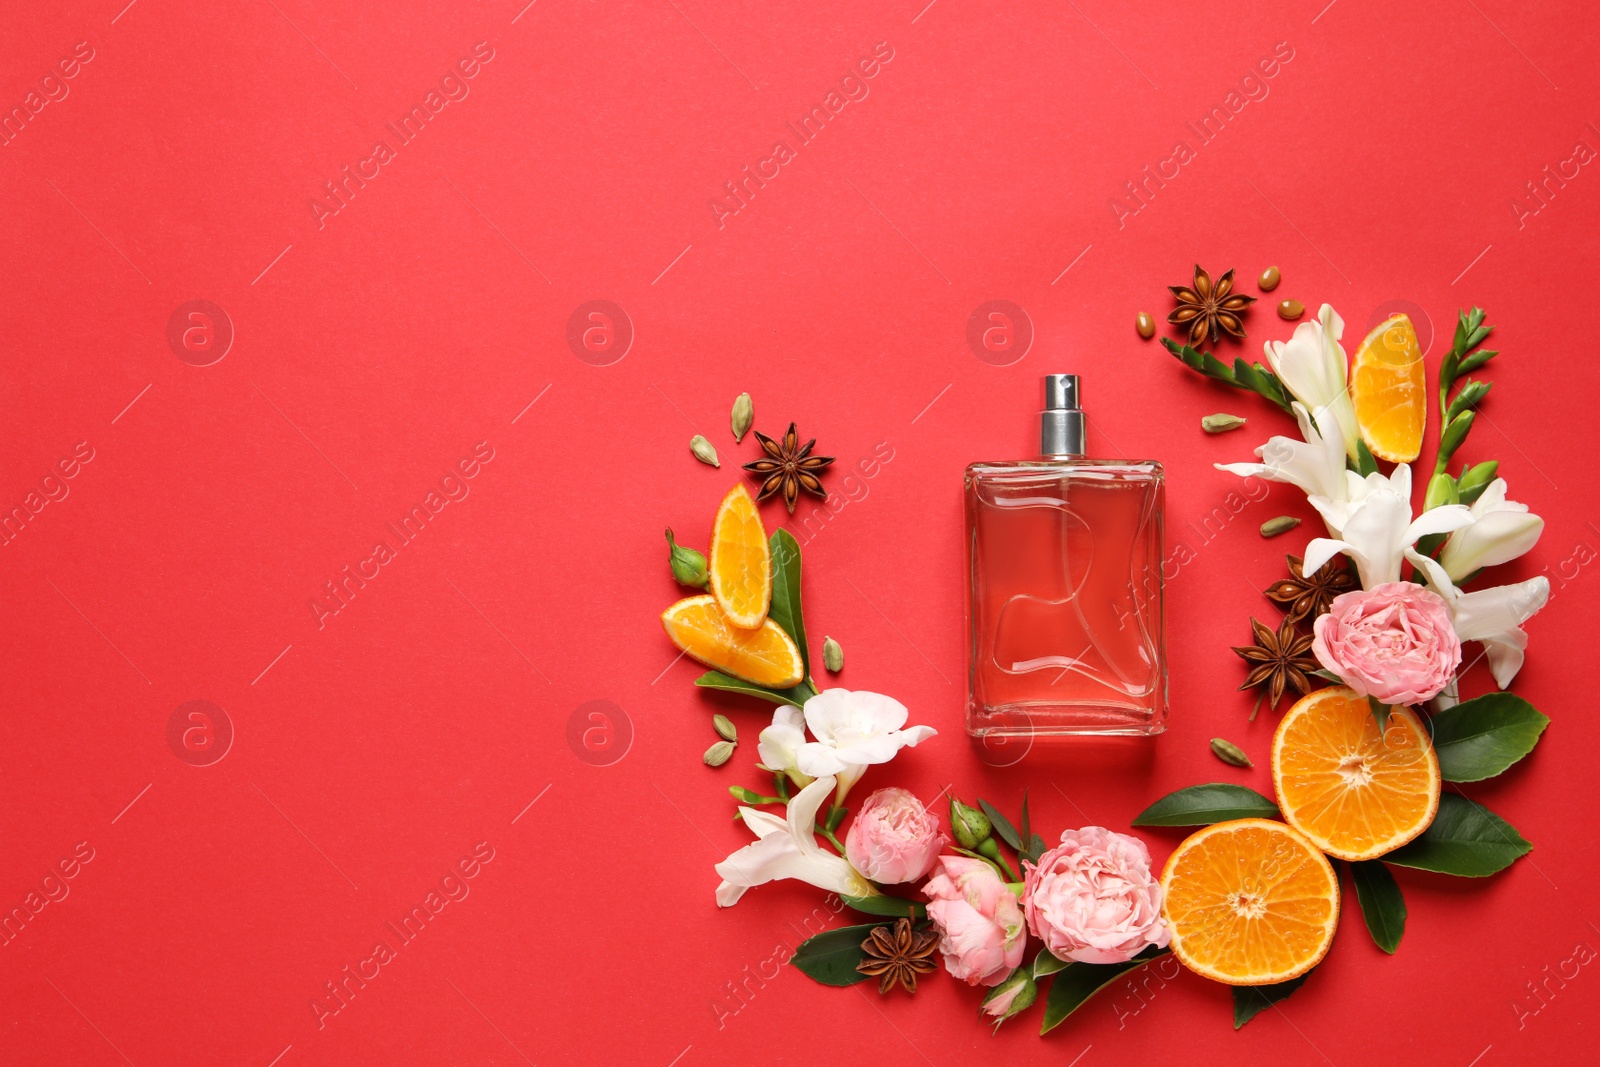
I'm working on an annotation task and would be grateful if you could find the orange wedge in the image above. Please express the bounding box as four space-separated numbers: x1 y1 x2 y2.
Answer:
1160 819 1339 986
662 595 803 689
1271 686 1440 861
1351 313 1426 462
709 484 772 629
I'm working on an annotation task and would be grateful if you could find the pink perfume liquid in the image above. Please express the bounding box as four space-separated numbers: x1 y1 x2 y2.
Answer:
964 378 1167 739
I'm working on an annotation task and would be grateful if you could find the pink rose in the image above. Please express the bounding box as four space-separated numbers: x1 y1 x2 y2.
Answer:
1312 581 1461 705
922 856 1026 987
844 788 946 884
1023 827 1168 965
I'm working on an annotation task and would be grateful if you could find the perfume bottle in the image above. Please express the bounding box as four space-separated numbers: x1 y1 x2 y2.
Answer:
965 375 1167 738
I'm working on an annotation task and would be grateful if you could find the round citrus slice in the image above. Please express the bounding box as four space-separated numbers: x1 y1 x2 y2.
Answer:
661 595 803 689
1351 313 1426 462
1160 818 1339 986
709 484 772 629
1271 686 1440 861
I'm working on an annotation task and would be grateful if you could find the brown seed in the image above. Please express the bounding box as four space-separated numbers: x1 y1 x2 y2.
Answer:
1259 266 1281 291
1135 312 1155 339
1277 299 1305 320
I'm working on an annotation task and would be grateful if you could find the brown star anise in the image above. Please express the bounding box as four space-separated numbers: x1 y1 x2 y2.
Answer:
742 422 833 513
1232 615 1317 714
1168 264 1256 345
856 917 939 994
1265 554 1357 627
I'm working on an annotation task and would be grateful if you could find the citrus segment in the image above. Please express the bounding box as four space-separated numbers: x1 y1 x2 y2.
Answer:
709 484 772 629
1351 313 1426 462
1271 686 1440 861
662 595 803 689
1160 818 1339 986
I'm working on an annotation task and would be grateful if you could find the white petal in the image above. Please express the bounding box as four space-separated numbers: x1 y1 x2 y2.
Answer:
1303 537 1354 580
1483 628 1531 689
785 776 836 856
1405 503 1474 543
1448 577 1550 643
739 807 787 839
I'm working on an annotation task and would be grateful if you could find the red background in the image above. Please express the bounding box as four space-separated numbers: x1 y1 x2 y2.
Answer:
2 0 1596 1063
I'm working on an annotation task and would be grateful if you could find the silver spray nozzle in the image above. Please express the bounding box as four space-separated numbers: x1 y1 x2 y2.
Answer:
1040 374 1085 456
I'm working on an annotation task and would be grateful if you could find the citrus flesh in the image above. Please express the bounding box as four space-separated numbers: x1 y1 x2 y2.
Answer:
1160 818 1339 986
661 595 803 689
1351 313 1426 463
709 484 772 629
1272 686 1440 861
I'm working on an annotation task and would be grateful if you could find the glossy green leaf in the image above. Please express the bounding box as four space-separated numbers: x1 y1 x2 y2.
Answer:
1348 861 1405 954
1132 784 1279 827
1033 950 1069 979
1233 969 1313 1029
768 529 811 677
789 923 883 986
1039 949 1168 1035
1386 793 1531 876
841 894 925 919
694 671 813 708
1428 693 1549 782
979 799 1023 851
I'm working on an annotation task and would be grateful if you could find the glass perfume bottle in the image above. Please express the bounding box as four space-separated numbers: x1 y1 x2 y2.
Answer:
965 375 1167 739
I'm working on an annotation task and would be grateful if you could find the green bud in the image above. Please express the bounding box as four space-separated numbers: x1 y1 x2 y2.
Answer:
729 785 764 804
979 968 1037 1029
1456 460 1499 505
1423 471 1459 512
822 635 844 673
949 797 991 849
665 528 709 588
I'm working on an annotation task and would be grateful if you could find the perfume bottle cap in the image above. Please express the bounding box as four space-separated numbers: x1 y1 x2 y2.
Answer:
1040 374 1086 456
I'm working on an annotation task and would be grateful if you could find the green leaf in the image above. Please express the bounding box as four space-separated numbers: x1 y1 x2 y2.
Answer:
1158 339 1292 412
1368 696 1391 733
768 529 811 677
1354 438 1379 477
1019 790 1032 854
1428 692 1550 782
789 923 883 986
1232 969 1313 1029
1437 410 1476 464
979 799 1023 851
694 671 813 708
1456 347 1499 377
1040 949 1169 1035
1386 793 1531 877
1132 784 1279 826
842 894 926 919
1348 861 1405 954
1034 950 1070 979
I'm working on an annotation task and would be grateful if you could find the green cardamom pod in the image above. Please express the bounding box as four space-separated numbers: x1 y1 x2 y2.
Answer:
664 529 709 587
822 635 843 673
1202 413 1247 434
690 434 720 468
1210 738 1253 768
731 393 754 442
703 740 736 767
1260 515 1301 538
713 713 737 742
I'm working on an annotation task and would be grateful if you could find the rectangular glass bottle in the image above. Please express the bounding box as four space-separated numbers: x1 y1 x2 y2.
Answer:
965 375 1168 738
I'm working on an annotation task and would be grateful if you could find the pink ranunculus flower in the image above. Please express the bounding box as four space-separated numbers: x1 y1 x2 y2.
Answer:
1312 581 1462 705
1023 827 1169 965
922 856 1026 987
844 788 946 885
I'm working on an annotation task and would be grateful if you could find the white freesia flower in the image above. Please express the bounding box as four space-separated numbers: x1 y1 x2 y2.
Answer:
1302 464 1473 588
1438 479 1545 582
1408 551 1551 690
714 776 876 907
1262 304 1360 460
1216 401 1355 534
755 706 813 789
795 689 937 803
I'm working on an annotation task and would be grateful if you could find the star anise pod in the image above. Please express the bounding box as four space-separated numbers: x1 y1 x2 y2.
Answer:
742 422 833 513
856 917 939 994
1265 554 1357 627
1168 264 1256 345
1232 615 1317 713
